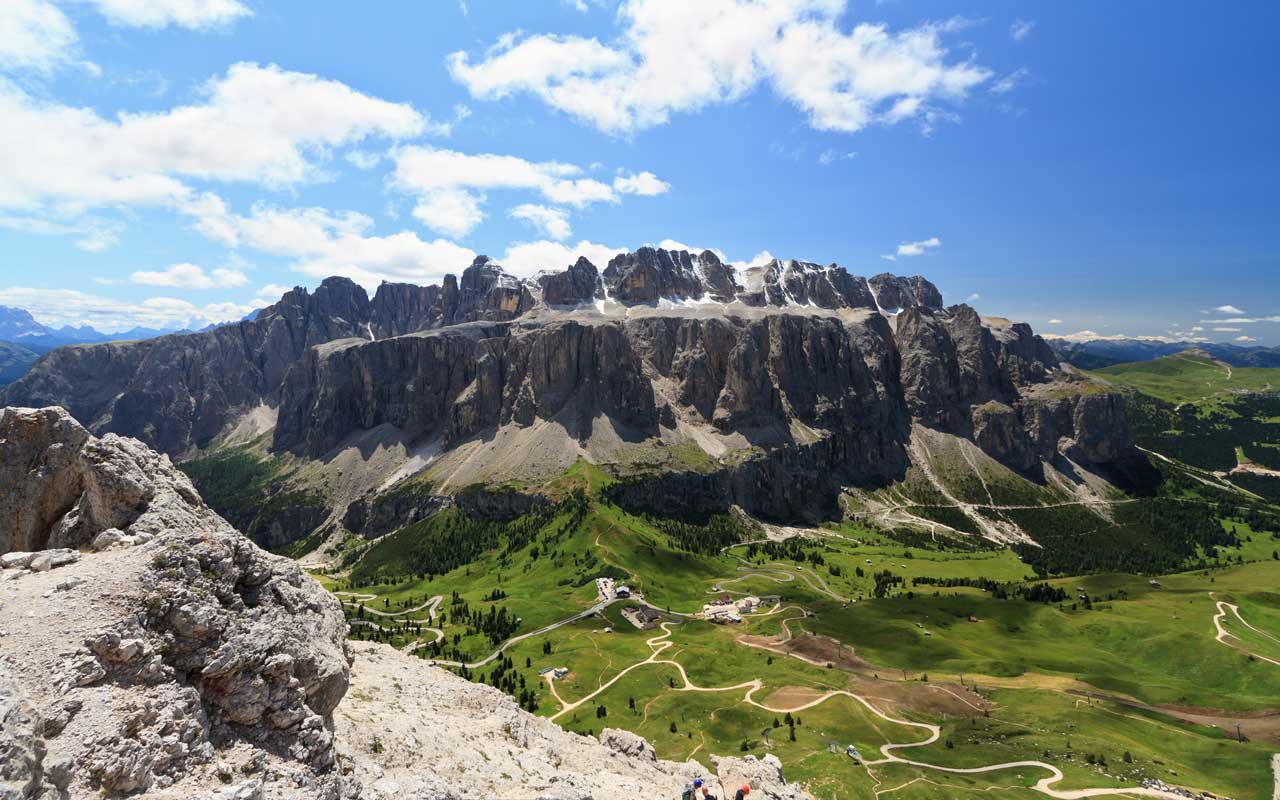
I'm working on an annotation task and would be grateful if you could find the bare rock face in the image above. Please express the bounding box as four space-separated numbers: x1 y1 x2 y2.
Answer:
538 256 603 305
739 259 877 311
447 256 536 324
0 407 353 798
869 273 944 310
893 304 1130 472
0 407 217 553
604 247 705 303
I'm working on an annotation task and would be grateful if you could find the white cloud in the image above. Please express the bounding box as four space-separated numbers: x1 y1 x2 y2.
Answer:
0 213 122 251
1056 330 1190 344
131 262 248 289
448 1 990 136
730 250 776 272
1213 304 1244 314
1047 318 1062 324
510 204 573 240
817 148 856 165
1236 335 1257 342
613 170 670 195
0 286 255 332
257 283 292 299
879 254 896 261
0 63 431 247
193 202 478 289
989 67 1029 96
1200 315 1280 324
84 0 251 30
392 146 620 208
345 149 383 170
1009 18 1035 41
390 145 665 236
964 292 980 303
1190 325 1204 332
1212 326 1242 332
411 188 486 238
0 0 79 73
501 239 627 277
893 236 941 257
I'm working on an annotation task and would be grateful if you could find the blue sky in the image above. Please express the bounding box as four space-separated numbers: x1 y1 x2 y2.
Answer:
0 1 1277 344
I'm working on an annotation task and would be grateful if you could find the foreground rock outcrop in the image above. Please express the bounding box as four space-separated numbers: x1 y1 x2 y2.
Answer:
0 407 352 798
0 407 812 799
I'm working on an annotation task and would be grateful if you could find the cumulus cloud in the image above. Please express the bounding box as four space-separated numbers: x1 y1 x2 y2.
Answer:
1047 318 1062 324
1213 304 1245 314
131 262 248 289
345 150 383 170
85 0 251 30
0 286 255 332
390 145 665 237
0 0 80 73
447 0 991 136
892 236 941 257
500 239 627 277
192 201 477 289
964 292 980 303
1009 18 1035 41
0 63 432 248
613 170 670 195
1236 335 1257 342
257 283 292 299
411 188 486 238
510 204 573 240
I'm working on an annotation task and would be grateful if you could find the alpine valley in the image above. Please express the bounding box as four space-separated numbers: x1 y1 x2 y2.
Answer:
4 249 1279 800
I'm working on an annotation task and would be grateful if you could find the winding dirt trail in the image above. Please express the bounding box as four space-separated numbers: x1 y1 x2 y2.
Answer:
546 621 1188 800
1211 595 1280 666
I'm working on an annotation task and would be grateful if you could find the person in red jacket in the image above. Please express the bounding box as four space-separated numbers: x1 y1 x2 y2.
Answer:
734 786 750 800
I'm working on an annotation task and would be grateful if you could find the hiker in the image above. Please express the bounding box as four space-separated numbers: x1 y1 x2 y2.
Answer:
681 778 704 800
699 786 718 800
734 786 750 800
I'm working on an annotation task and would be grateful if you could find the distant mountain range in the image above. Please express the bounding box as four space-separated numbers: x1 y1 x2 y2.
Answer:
0 304 258 385
0 304 201 355
1047 337 1280 369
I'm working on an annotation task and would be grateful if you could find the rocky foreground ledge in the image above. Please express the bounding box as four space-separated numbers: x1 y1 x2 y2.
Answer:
0 406 809 800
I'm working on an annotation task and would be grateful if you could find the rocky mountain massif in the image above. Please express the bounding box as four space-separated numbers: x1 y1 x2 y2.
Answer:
0 406 809 799
4 248 1137 547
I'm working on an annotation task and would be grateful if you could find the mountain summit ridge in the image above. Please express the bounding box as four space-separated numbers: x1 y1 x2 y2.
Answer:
3 247 1133 545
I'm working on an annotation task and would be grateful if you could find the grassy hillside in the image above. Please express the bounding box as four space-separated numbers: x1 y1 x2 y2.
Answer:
317 458 1280 800
0 340 38 385
1092 350 1280 404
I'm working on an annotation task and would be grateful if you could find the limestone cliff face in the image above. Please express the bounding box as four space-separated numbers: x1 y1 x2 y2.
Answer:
893 304 1131 471
537 255 603 305
4 246 1134 532
1 259 537 456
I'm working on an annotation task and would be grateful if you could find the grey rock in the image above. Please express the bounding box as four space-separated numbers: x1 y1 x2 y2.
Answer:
91 528 126 551
869 273 944 310
538 256 603 305
0 552 34 569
